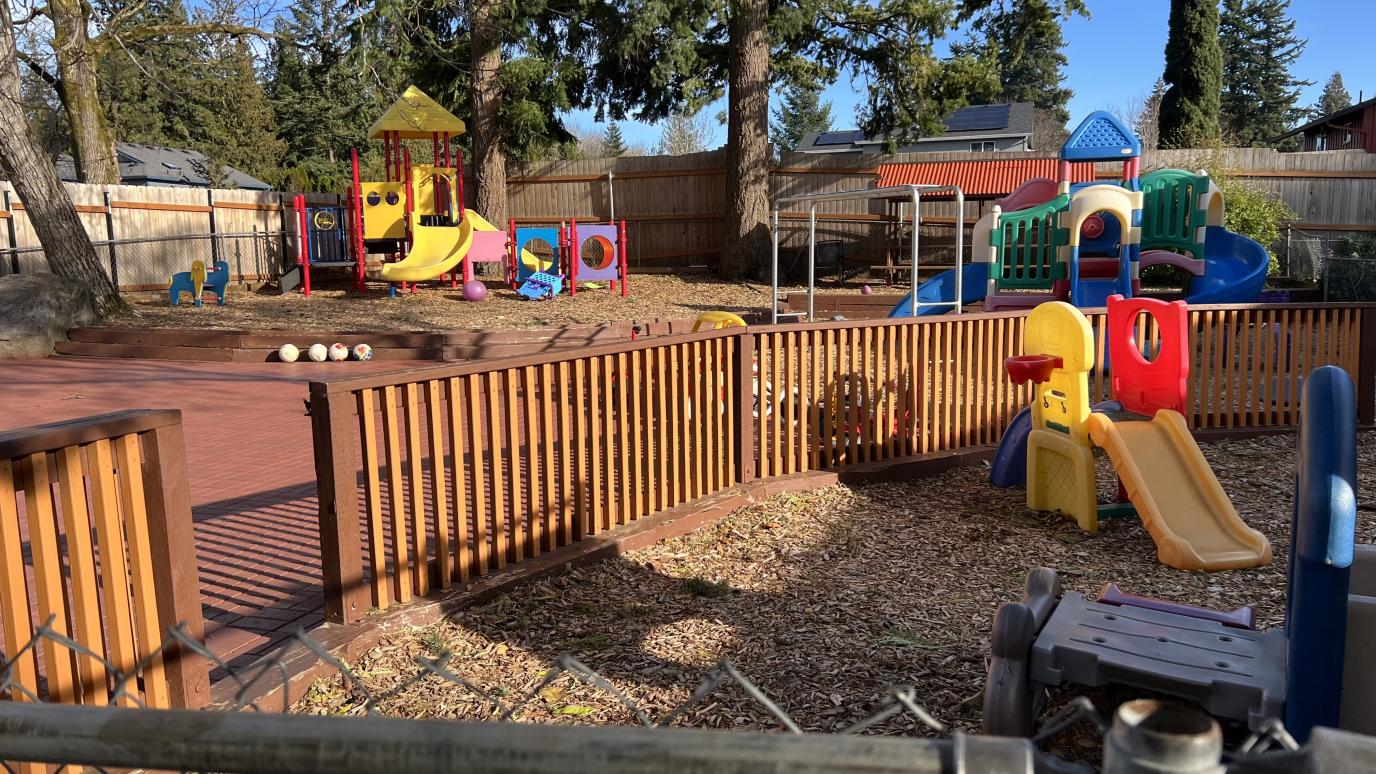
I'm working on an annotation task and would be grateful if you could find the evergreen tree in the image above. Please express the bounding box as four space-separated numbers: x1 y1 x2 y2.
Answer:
1219 0 1308 147
956 0 1084 125
190 1 286 185
97 0 204 148
266 0 398 190
577 0 1018 279
1311 72 1352 118
601 122 627 157
770 82 833 155
1159 0 1223 148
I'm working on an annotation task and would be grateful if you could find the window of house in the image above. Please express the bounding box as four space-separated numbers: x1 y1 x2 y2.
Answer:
970 141 996 152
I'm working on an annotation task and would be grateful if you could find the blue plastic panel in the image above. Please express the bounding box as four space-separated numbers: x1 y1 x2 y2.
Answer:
1061 111 1142 161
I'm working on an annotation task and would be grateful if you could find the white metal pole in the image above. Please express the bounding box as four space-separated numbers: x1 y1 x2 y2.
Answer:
771 208 780 324
807 203 817 322
608 172 615 222
910 187 920 316
954 188 965 315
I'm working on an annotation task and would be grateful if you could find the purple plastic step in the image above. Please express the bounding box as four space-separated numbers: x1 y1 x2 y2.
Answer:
1096 583 1255 630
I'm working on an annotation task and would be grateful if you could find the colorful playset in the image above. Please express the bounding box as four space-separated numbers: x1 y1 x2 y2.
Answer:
278 86 629 302
889 111 1270 317
984 366 1375 743
994 294 1272 571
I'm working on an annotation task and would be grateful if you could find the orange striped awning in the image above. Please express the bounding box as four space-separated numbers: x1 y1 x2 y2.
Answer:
876 159 1099 198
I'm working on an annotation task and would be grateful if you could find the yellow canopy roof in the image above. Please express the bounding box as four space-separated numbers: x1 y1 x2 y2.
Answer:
367 86 466 140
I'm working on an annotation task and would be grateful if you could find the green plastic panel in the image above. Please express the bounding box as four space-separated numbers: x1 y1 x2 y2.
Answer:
1140 169 1209 258
990 194 1071 289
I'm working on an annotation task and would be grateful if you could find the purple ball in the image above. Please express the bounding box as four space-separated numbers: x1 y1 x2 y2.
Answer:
860 285 873 295
462 280 488 301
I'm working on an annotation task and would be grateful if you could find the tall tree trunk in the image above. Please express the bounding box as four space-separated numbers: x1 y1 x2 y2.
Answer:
470 0 506 228
720 0 770 281
49 0 120 184
0 4 126 316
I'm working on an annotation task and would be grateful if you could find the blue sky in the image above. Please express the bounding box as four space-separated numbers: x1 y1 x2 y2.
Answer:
573 0 1375 150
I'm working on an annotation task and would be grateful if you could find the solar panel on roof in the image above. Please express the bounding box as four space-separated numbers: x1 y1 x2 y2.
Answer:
815 130 865 146
945 104 1010 132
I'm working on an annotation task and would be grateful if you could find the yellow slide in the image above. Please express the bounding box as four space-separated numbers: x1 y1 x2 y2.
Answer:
381 209 477 283
1087 410 1272 571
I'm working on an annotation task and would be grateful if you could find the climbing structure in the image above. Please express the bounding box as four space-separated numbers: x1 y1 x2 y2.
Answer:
890 111 1269 316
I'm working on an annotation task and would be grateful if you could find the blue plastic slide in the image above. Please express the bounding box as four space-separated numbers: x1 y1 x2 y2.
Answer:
887 262 989 318
1185 226 1269 305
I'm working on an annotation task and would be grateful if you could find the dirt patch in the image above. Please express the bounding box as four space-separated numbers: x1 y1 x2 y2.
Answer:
107 276 786 332
295 432 1374 750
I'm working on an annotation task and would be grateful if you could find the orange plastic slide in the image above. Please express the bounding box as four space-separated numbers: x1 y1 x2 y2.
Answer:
1087 410 1272 571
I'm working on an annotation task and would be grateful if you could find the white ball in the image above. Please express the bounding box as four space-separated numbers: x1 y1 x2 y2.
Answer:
328 343 349 361
307 343 328 362
277 343 299 363
352 343 374 361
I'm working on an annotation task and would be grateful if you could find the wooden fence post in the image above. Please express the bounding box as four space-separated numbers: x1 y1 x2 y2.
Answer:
1358 309 1376 426
310 385 368 625
139 416 210 709
733 330 756 484
102 191 117 287
2 190 18 275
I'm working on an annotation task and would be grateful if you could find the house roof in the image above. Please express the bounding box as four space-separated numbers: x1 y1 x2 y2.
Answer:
798 102 1035 152
56 144 271 190
876 158 1097 198
368 86 467 140
1273 95 1376 141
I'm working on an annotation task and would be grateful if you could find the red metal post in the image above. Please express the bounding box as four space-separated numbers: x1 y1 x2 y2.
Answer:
619 219 628 297
350 148 366 293
295 195 311 297
443 134 452 169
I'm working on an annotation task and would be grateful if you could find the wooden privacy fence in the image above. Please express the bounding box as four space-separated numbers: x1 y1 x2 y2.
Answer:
311 302 1375 623
0 410 207 711
309 330 748 624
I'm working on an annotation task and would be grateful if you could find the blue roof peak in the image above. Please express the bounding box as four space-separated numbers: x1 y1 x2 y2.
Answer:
1061 111 1142 162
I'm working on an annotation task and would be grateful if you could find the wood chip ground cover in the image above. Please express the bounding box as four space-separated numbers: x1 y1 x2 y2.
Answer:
109 276 785 332
295 432 1376 747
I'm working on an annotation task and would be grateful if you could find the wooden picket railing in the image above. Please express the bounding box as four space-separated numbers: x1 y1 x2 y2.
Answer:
753 303 1373 478
311 302 1376 624
309 329 749 624
0 410 207 711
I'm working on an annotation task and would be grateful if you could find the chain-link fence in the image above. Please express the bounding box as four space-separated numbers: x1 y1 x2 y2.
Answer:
0 618 1367 773
0 230 292 290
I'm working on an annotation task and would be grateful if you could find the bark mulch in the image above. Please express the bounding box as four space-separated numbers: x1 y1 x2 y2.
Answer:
108 276 780 332
295 432 1375 752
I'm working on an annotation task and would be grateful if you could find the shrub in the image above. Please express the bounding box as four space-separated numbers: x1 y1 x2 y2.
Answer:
1214 175 1292 277
1335 234 1376 259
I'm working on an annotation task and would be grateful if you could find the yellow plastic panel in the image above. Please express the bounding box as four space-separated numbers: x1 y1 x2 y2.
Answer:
361 183 406 240
1027 428 1098 532
1024 302 1095 445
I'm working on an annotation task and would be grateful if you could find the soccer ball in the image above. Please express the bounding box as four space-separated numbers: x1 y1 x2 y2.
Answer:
328 343 349 361
307 343 328 362
352 343 374 361
277 343 299 363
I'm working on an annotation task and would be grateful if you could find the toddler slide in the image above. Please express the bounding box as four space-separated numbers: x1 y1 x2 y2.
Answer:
1087 410 1271 571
